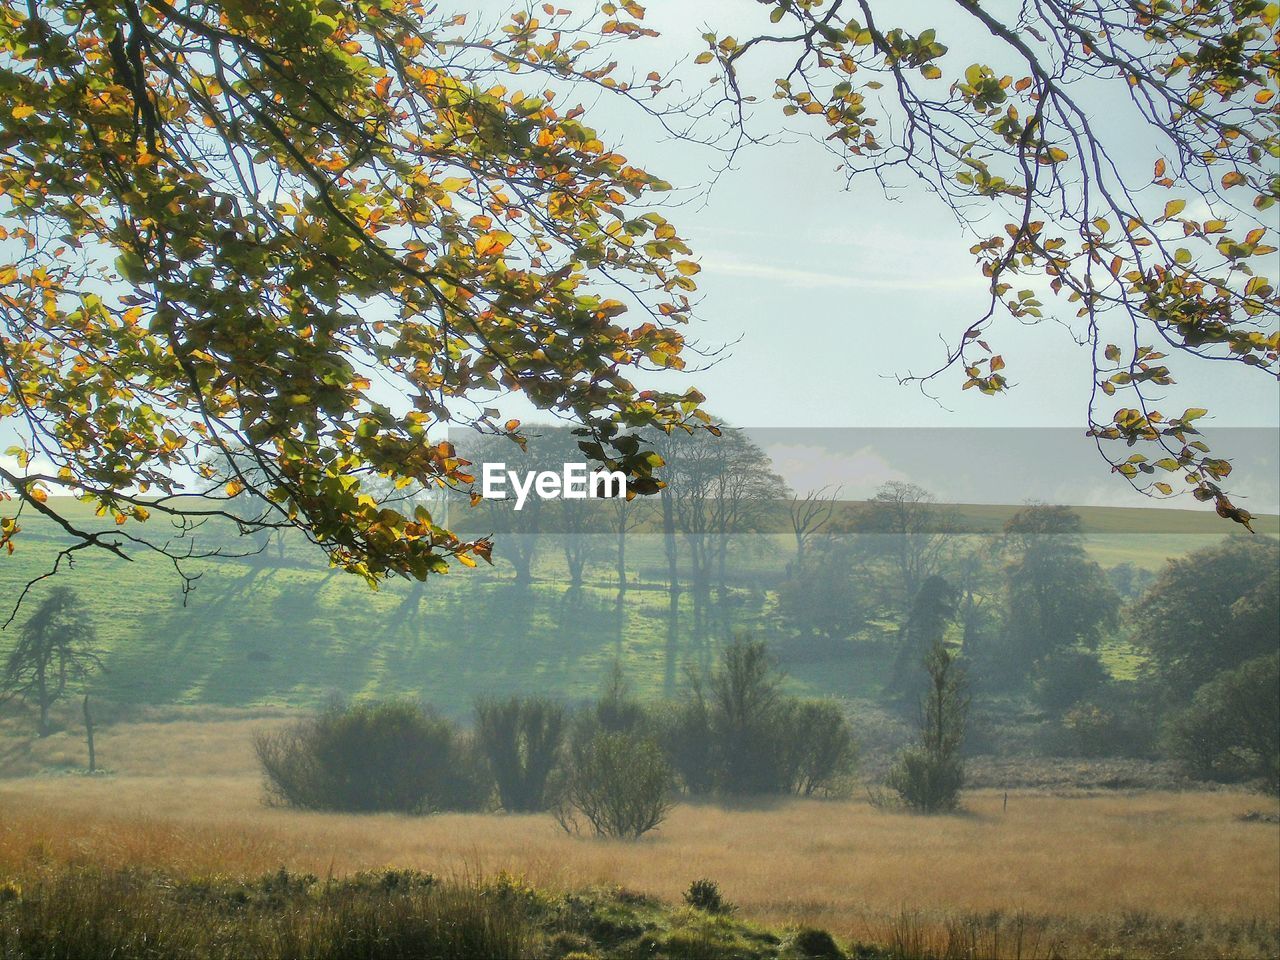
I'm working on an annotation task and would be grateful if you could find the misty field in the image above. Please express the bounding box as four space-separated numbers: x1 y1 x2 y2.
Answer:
1 497 1273 713
1 714 1277 958
2 501 1277 956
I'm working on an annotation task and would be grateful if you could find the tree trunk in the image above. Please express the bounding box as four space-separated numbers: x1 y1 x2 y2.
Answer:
661 489 680 698
717 534 728 594
661 489 678 597
36 661 50 737
511 541 534 584
83 694 96 774
615 521 627 601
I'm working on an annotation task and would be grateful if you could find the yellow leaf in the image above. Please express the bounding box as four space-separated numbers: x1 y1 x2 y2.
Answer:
11 105 35 120
1162 199 1186 219
475 231 514 257
225 480 244 497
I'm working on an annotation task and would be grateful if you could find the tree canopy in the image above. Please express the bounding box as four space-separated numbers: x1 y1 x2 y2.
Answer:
1000 504 1120 673
0 0 707 597
1 0 1275 598
1131 535 1279 698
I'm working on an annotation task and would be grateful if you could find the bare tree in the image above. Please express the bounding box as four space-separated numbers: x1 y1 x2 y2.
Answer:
860 481 960 616
661 426 787 596
788 486 842 573
611 494 649 602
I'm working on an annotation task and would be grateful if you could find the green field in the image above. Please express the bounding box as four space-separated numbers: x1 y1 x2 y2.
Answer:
0 497 1273 715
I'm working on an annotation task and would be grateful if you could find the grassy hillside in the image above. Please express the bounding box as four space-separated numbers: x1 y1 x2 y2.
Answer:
0 497 1272 714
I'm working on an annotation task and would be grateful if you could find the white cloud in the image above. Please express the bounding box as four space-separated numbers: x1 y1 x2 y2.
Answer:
700 250 977 292
764 442 907 497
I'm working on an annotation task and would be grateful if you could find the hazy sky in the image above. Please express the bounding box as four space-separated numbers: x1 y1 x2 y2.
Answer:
529 0 1279 509
574 0 1279 433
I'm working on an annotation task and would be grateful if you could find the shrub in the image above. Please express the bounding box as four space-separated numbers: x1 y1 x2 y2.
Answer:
254 699 487 813
684 878 733 914
554 730 673 839
1164 652 1279 794
790 928 845 959
660 680 717 796
775 699 857 796
664 639 857 798
885 747 965 813
475 696 566 812
886 642 968 813
708 638 785 795
592 661 650 735
1048 688 1157 759
1032 648 1109 715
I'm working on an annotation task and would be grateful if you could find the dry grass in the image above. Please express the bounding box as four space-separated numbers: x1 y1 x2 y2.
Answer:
1 712 1278 953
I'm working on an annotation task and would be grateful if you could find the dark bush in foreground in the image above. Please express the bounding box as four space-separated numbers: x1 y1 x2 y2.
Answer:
683 878 733 915
555 730 674 839
254 699 487 813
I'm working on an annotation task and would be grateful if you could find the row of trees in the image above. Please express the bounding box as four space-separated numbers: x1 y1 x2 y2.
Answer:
450 425 786 593
191 430 1279 778
255 641 862 836
777 490 1278 793
6 499 1273 793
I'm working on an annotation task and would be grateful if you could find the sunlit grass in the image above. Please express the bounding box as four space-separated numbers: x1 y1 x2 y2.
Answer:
1 714 1277 944
4 500 1271 715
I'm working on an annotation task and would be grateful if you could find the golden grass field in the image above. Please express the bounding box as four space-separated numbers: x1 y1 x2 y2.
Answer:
1 711 1277 952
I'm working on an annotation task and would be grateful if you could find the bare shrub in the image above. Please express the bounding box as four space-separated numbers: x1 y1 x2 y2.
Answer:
554 731 673 840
